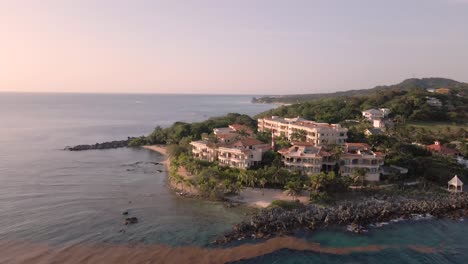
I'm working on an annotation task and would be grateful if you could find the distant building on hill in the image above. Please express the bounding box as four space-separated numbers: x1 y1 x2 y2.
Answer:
435 88 450 95
426 97 442 107
257 116 347 146
362 108 390 121
426 141 459 157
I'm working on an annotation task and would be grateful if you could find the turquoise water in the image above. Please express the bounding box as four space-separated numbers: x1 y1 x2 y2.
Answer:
0 92 467 263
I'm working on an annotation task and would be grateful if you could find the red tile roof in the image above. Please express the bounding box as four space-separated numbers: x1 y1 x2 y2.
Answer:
216 133 238 139
346 143 370 148
229 124 253 133
228 138 265 147
427 142 459 156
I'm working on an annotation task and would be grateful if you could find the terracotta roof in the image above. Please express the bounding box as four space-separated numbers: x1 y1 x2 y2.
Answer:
427 142 459 156
216 133 238 139
374 152 385 158
228 138 265 147
229 124 253 133
291 141 315 146
346 143 370 148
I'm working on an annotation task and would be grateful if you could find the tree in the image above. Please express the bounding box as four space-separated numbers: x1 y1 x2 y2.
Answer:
290 129 307 142
259 178 267 195
352 168 368 187
284 180 301 200
308 172 328 192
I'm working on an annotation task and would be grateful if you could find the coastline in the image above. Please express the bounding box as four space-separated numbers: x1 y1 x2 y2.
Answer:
142 145 170 168
143 145 199 196
218 192 468 244
142 145 309 208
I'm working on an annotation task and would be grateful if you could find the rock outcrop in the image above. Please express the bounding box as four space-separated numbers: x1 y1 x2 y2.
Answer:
65 137 134 151
217 193 468 244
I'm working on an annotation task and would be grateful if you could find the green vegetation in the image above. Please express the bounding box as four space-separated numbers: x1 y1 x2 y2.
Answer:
129 113 256 146
132 78 468 204
253 77 468 104
269 200 305 210
256 87 467 124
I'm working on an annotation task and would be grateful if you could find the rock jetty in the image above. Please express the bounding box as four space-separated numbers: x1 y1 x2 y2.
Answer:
217 193 468 244
65 137 134 151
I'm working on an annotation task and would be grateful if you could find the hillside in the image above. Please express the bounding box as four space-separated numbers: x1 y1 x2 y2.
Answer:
252 78 468 104
254 78 468 124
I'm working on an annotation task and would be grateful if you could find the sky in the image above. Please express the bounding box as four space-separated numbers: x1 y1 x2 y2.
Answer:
0 0 467 95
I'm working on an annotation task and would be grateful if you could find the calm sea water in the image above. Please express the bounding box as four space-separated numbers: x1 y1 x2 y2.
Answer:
0 92 467 263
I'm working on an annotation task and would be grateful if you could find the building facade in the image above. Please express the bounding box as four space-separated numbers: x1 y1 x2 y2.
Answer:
190 137 270 169
257 116 348 146
190 140 217 162
362 108 390 121
278 143 335 175
339 143 385 181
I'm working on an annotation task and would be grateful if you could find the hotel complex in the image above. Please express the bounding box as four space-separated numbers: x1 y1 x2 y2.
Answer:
339 143 385 181
190 117 385 181
257 116 348 146
190 125 270 169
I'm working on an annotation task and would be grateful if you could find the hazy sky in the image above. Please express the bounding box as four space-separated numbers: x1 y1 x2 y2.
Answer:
1 0 467 94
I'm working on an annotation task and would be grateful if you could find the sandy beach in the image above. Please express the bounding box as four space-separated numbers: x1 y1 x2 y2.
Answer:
142 145 169 167
232 188 309 208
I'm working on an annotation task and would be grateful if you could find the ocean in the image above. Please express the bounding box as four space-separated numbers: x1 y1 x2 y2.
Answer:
0 92 467 263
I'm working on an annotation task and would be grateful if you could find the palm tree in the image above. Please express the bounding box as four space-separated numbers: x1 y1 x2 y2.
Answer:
237 170 248 186
308 173 326 192
259 178 267 195
284 180 301 200
291 129 307 142
352 168 368 187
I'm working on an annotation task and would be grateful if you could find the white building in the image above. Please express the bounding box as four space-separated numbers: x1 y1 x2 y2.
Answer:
278 143 335 175
191 137 270 169
339 143 385 182
190 140 217 162
426 97 442 107
362 108 390 121
257 116 348 146
218 138 270 169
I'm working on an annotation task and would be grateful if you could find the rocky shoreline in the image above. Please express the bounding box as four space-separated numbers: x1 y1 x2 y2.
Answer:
64 137 134 151
216 193 468 244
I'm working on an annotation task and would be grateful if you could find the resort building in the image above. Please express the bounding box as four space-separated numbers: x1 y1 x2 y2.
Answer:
191 129 270 169
190 140 217 162
213 124 254 143
339 143 385 182
217 138 269 169
278 143 335 175
257 116 348 146
216 133 239 144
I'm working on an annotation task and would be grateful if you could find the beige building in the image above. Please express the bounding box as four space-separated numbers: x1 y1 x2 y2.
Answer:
190 140 217 162
191 137 270 169
257 116 347 146
339 143 385 182
362 108 390 121
278 143 335 175
218 138 269 169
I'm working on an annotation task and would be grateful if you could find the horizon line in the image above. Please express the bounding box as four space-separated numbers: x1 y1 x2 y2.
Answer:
0 90 269 96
